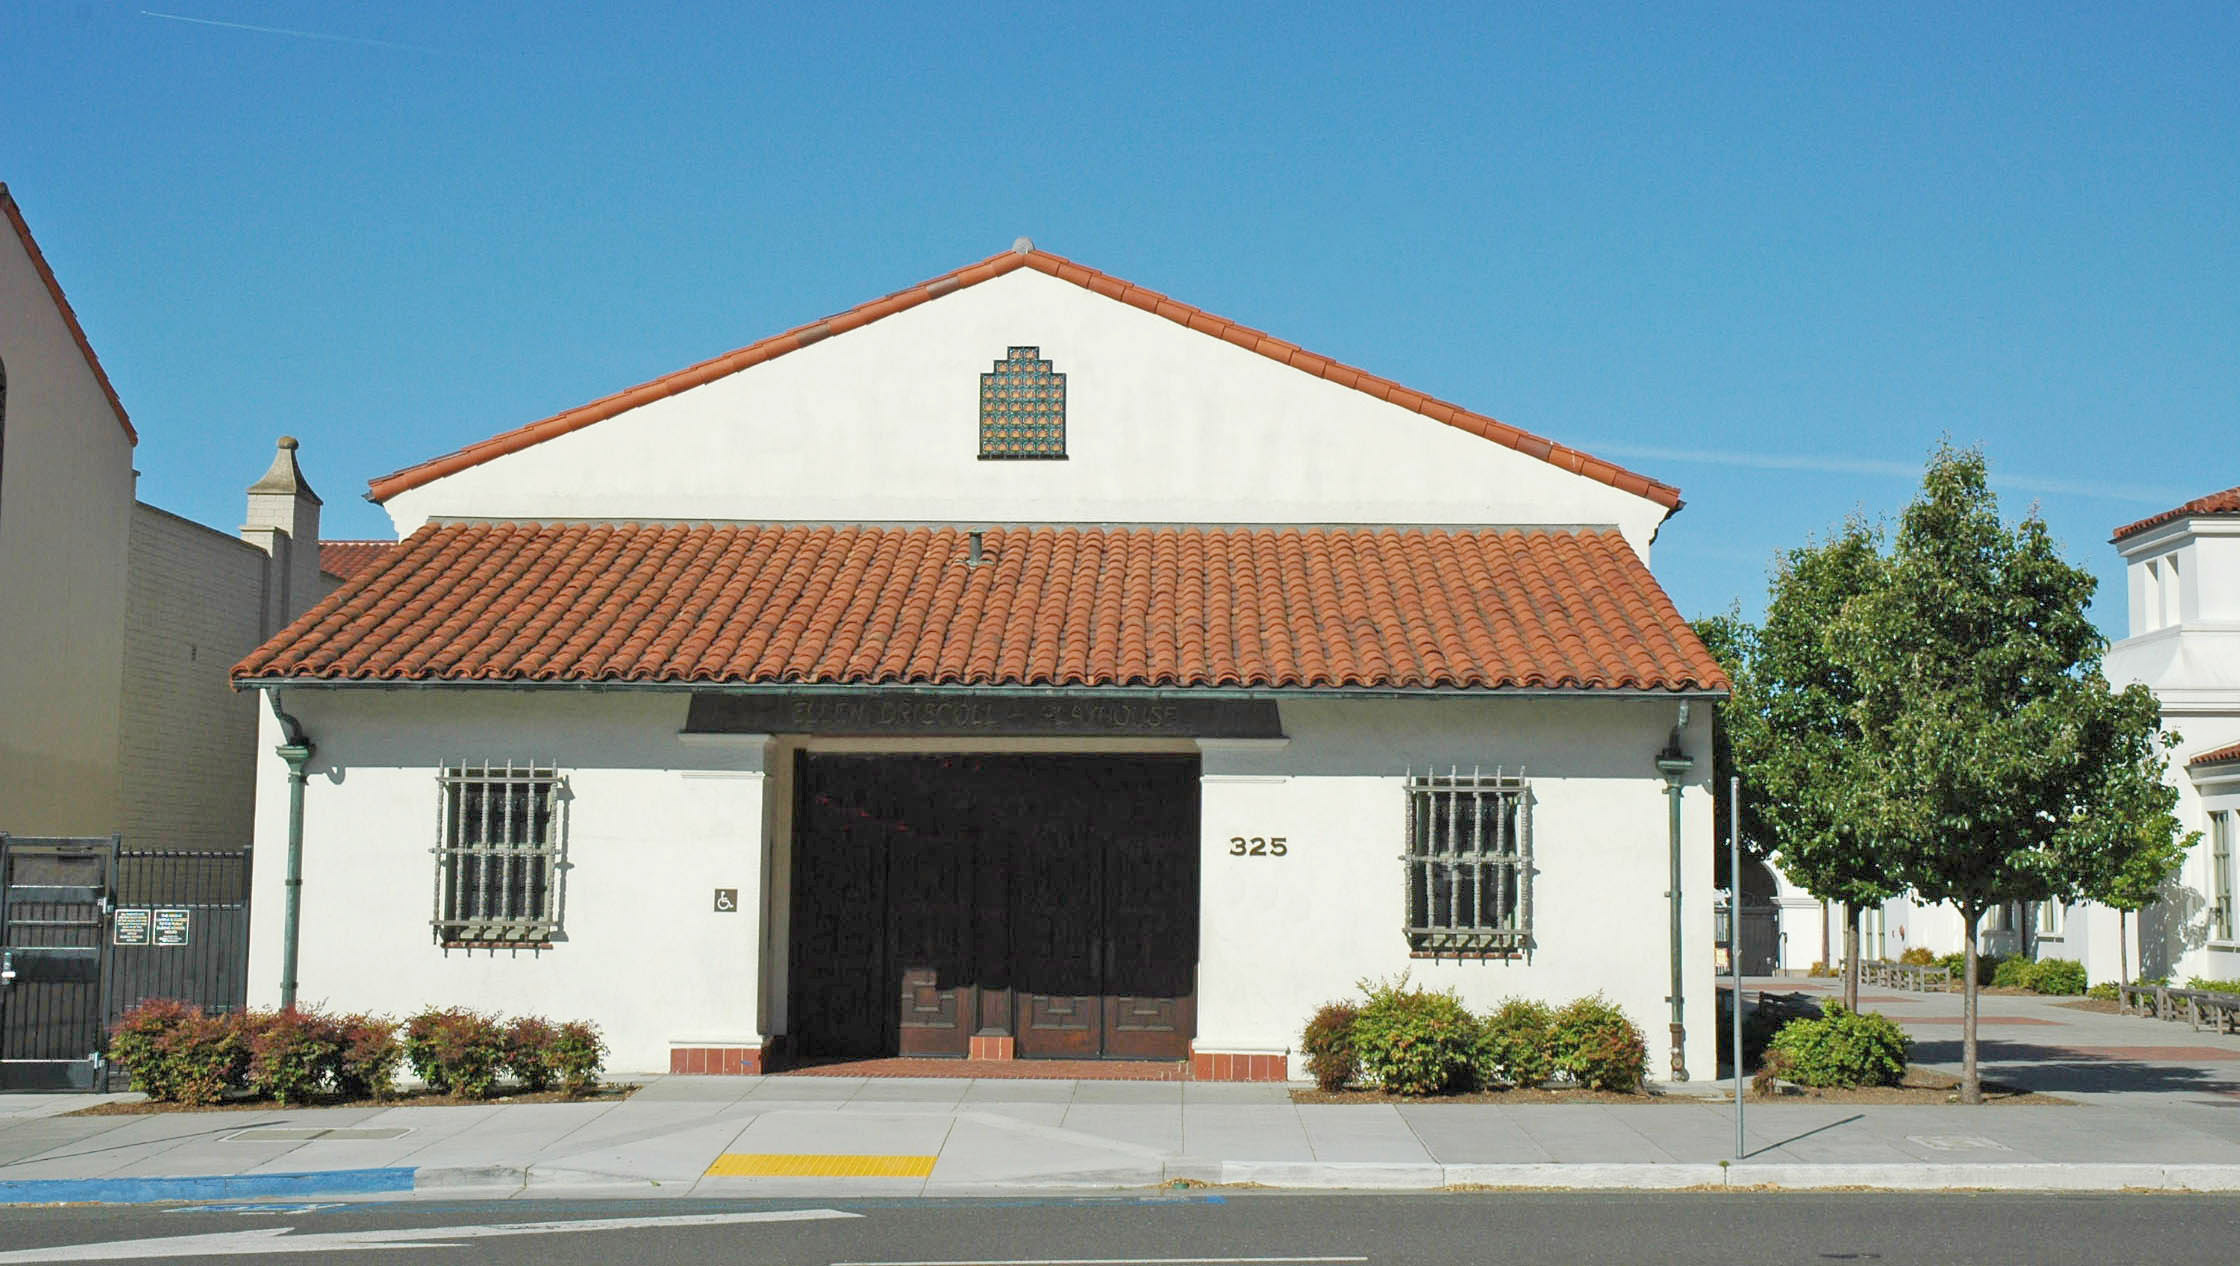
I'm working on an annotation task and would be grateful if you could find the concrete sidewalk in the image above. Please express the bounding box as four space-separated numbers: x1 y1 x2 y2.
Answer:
5 981 2237 1203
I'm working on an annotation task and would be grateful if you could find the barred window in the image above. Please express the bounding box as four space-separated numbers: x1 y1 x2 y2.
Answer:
2212 810 2235 944
1403 769 1531 955
435 763 564 946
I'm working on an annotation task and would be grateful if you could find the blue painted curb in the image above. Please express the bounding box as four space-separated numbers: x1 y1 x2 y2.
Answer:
0 1166 415 1205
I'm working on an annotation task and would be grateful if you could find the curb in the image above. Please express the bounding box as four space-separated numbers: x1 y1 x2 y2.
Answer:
0 1166 415 1206
1184 1161 2240 1192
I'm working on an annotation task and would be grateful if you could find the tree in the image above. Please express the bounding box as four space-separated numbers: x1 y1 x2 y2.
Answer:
1832 445 2189 1103
2102 821 2197 986
1715 522 1904 1013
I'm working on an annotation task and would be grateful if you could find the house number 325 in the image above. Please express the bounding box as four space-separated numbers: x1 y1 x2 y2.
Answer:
1228 836 1288 857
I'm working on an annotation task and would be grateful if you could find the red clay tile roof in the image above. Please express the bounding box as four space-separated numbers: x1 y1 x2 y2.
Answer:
319 540 398 581
1 184 135 444
364 246 1683 514
235 522 1727 693
2114 486 2240 541
2193 741 2240 768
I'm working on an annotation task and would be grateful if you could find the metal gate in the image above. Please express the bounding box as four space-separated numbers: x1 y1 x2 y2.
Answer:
0 837 116 1090
0 835 252 1091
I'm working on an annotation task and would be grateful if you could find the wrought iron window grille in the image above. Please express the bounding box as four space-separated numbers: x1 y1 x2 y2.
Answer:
433 762 567 950
1401 767 1532 958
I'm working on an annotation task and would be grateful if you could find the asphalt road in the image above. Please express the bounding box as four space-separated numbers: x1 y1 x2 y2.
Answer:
0 1191 2227 1265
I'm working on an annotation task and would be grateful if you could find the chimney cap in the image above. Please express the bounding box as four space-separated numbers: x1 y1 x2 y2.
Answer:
247 434 323 505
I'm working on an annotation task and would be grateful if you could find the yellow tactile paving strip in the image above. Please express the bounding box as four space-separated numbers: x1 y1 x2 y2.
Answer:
704 1152 937 1178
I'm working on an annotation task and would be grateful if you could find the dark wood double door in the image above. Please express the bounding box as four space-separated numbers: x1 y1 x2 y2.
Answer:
789 754 1198 1061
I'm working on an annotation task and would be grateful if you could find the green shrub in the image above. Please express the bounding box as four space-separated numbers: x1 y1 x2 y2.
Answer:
1897 947 1936 967
503 1016 558 1092
334 1014 403 1100
1548 994 1647 1092
404 1007 506 1098
1301 1002 1359 1092
2027 958 2086 996
1991 957 2034 989
1474 998 1554 1089
549 1021 607 1097
107 1000 248 1105
2086 982 2119 1001
2186 977 2240 996
1350 977 1479 1096
1765 1004 1911 1088
1938 951 2002 986
245 1008 344 1105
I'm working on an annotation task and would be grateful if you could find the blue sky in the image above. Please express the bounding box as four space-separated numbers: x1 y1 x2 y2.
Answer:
4 2 2234 636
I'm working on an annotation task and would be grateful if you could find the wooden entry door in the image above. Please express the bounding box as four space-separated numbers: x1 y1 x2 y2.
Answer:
789 754 1197 1061
1010 759 1198 1061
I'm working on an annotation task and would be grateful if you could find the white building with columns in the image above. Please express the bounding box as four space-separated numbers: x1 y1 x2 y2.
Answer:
235 242 1727 1080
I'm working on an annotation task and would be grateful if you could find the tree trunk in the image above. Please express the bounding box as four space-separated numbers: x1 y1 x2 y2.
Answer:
1820 899 1831 971
1843 903 1861 1012
1961 902 1983 1105
2119 909 2130 986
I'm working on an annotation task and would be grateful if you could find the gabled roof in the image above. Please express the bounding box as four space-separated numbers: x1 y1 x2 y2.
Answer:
319 539 397 581
235 522 1728 694
0 184 135 444
2193 741 2240 769
2114 485 2240 541
365 245 1683 513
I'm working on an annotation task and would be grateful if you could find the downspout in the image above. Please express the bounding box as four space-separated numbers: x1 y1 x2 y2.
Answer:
264 689 313 1012
1655 704 1696 1082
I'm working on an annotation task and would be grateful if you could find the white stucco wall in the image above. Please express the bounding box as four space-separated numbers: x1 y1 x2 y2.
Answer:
246 690 771 1074
382 269 1669 558
1192 696 1715 1083
0 209 134 837
251 688 1715 1081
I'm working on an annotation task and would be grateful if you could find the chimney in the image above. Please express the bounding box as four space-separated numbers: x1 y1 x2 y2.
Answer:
240 436 324 636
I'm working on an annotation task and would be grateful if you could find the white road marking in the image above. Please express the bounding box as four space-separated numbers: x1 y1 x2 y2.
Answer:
0 1207 860 1261
833 1259 1368 1265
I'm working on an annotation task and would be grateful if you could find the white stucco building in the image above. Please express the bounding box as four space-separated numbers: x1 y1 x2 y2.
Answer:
235 242 1728 1080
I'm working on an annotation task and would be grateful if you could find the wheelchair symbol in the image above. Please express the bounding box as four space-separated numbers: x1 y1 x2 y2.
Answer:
713 888 738 912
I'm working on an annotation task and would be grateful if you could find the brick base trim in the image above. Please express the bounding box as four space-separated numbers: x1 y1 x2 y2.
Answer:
968 1034 1016 1061
1189 1048 1289 1082
669 1044 769 1075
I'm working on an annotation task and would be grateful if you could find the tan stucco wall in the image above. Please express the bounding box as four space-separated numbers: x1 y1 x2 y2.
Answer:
0 217 134 837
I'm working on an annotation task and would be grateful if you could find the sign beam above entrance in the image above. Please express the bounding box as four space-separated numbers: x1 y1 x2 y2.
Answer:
684 691 1284 740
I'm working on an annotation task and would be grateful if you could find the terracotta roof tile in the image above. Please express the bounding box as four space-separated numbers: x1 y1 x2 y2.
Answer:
363 248 1684 514
2192 741 2240 768
2115 486 2240 541
234 523 1728 693
319 540 398 581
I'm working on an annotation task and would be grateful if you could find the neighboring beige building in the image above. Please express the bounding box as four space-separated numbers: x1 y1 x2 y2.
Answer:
119 441 330 851
2 183 332 850
0 184 138 837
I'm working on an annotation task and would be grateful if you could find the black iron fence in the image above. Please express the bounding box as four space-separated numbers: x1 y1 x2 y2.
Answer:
0 835 251 1091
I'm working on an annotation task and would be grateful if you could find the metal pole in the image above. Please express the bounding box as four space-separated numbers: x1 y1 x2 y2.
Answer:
1731 773 1745 1159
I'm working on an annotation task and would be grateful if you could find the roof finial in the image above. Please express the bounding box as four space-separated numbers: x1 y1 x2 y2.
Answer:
1012 236 1034 255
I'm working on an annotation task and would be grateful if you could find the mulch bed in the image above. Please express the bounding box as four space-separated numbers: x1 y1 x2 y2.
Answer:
1749 1068 2066 1105
1292 1086 1687 1105
67 1082 638 1116
1293 1067 2068 1106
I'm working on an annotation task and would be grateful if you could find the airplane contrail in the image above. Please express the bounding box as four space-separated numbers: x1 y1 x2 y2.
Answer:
140 9 450 55
1586 440 2179 505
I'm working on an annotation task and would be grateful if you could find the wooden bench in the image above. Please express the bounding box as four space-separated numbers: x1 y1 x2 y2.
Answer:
2117 983 2240 1035
1857 960 1954 993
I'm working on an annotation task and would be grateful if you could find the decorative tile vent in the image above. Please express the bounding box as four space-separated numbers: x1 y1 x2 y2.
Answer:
979 346 1065 459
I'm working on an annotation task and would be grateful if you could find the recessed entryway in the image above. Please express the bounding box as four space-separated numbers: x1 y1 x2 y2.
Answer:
788 754 1200 1062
